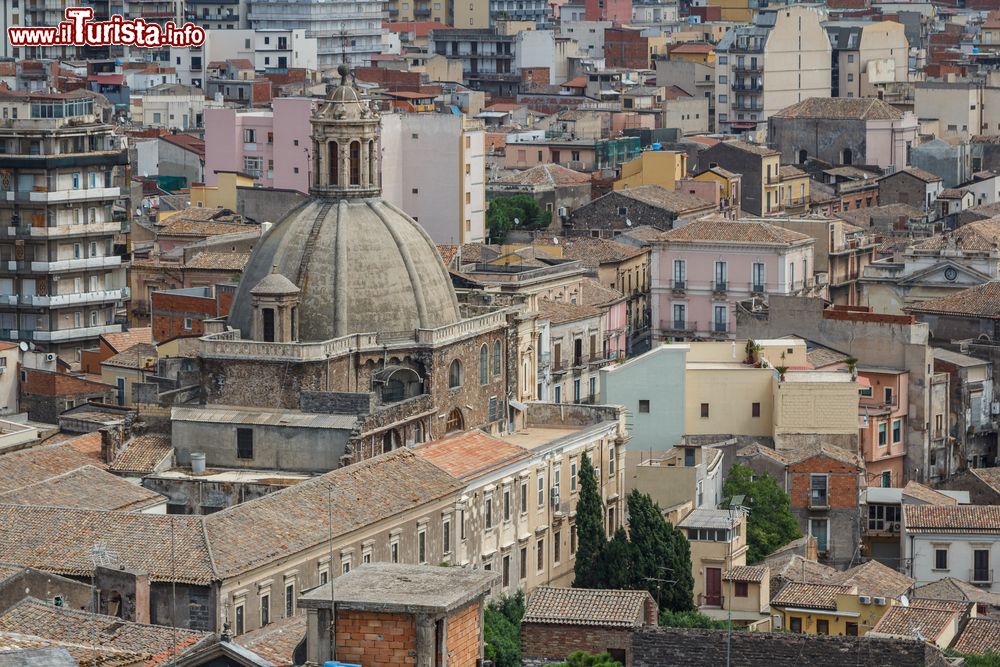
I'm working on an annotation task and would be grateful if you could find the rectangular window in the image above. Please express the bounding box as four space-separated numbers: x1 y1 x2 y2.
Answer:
673 259 686 287
243 128 256 143
503 487 511 522
684 447 696 467
790 616 802 633
735 581 748 597
260 594 270 626
817 619 829 635
607 507 615 534
235 604 245 635
418 528 427 564
570 525 577 555
885 387 894 405
485 495 493 529
639 399 650 413
892 419 901 443
520 547 527 580
809 518 829 553
391 537 399 563
443 518 451 554
460 509 466 540
810 475 828 507
752 402 761 418
520 480 528 514
502 553 511 587
284 583 294 617
609 445 616 476
536 538 544 572
974 549 990 583
935 548 948 570
701 403 710 418
878 422 887 446
537 475 545 508
570 460 578 492
236 428 253 459
554 530 561 563
752 262 765 290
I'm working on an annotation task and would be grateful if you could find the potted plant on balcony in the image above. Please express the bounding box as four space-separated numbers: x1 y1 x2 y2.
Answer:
845 356 858 381
775 365 788 382
744 339 762 365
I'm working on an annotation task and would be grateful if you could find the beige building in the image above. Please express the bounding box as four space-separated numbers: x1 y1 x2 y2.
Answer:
714 6 831 133
678 508 749 611
414 404 628 594
129 84 216 130
913 73 1000 140
825 21 909 100
614 150 688 192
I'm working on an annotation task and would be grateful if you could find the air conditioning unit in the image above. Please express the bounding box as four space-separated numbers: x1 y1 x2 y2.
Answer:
772 615 782 630
991 401 999 415
45 353 56 362
874 597 886 606
859 595 871 605
550 486 560 508
890 521 900 531
558 206 567 218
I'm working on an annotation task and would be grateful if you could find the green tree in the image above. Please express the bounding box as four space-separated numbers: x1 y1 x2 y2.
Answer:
659 609 728 629
553 651 623 667
485 195 552 243
600 526 636 590
573 451 607 589
626 490 694 612
483 591 525 667
720 465 801 563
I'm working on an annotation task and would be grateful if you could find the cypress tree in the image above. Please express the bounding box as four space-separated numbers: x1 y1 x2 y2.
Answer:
573 451 606 589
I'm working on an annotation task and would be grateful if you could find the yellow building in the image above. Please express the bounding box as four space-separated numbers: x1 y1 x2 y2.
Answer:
100 342 158 406
667 42 716 65
692 166 741 217
677 508 749 610
709 0 754 23
778 166 811 215
722 566 771 630
981 16 1000 54
615 150 688 191
190 171 256 211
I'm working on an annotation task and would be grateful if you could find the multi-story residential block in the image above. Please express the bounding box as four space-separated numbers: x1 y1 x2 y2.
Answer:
655 59 716 131
863 482 967 569
764 217 877 306
186 0 249 29
933 348 996 471
0 90 128 359
636 444 724 518
713 6 831 134
203 97 316 194
697 141 787 216
768 97 919 170
129 84 213 131
914 74 1000 140
429 29 518 97
413 405 627 593
253 29 319 71
564 185 714 238
250 0 384 68
858 367 908 489
538 297 606 405
903 504 1000 593
380 112 487 245
487 163 593 220
877 166 944 214
737 443 864 569
825 21 909 100
678 508 748 611
584 0 630 21
651 218 815 341
861 218 1000 315
615 150 688 193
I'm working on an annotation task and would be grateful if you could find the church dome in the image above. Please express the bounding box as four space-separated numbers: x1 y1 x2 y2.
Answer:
227 65 461 341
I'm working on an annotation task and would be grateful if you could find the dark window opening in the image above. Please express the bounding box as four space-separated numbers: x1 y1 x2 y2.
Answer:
349 140 361 185
261 308 275 342
236 428 253 459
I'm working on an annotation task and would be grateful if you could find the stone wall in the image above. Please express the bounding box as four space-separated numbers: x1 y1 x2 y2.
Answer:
150 582 216 632
142 476 299 515
938 468 1000 505
0 568 93 614
768 117 867 168
300 391 372 415
631 626 944 667
526 402 621 427
522 622 635 666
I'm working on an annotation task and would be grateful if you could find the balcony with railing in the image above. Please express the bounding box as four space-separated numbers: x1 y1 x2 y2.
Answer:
731 80 763 92
971 568 993 585
809 488 829 510
671 279 686 292
660 319 697 334
711 320 729 335
22 288 127 307
749 282 766 295
9 256 122 273
712 280 727 294
697 593 724 608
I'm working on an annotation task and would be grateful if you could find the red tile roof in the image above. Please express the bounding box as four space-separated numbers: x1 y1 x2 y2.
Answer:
523 587 654 628
414 430 531 481
906 282 1000 319
562 76 587 88
160 133 206 159
669 42 714 54
953 617 1000 655
904 504 1000 534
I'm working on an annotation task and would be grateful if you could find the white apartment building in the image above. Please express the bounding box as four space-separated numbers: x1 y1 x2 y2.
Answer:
254 29 319 72
903 504 1000 594
0 91 127 358
250 0 384 68
714 5 831 134
380 113 487 245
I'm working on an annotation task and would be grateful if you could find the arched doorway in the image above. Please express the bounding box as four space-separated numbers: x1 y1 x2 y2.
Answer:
445 408 464 433
798 149 808 164
382 429 400 454
842 148 853 165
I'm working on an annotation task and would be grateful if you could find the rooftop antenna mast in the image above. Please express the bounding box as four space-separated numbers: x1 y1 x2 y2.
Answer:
90 541 119 667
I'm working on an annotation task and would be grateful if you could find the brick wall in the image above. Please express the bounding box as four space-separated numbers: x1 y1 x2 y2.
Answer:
522 623 635 666
605 29 649 70
789 456 859 510
151 291 220 343
631 626 944 667
446 601 482 666
335 610 418 666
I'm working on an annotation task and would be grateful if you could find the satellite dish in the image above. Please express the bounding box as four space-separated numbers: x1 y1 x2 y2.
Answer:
899 595 909 608
513 217 520 226
553 237 559 244
18 341 28 352
626 218 633 227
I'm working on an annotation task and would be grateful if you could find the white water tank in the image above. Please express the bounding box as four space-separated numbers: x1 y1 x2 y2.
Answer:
190 452 206 474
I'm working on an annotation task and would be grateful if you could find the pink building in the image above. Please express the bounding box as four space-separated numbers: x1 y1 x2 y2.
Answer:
650 218 815 340
585 0 632 23
203 97 315 194
858 368 908 489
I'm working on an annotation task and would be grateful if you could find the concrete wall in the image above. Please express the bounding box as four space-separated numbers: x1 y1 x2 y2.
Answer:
0 568 93 614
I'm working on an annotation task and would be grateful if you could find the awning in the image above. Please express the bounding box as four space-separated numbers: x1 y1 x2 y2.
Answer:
509 399 528 412
857 375 871 388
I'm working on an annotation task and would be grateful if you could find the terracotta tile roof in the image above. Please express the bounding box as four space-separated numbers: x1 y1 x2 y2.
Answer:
579 278 625 307
914 576 1000 607
0 564 23 582
182 251 251 272
108 434 173 475
523 587 653 628
971 467 1000 494
60 432 105 465
562 76 587 88
615 185 714 213
102 343 157 370
953 617 1000 655
0 506 214 584
0 465 164 512
654 218 813 245
436 244 458 268
939 188 967 198
913 218 1000 251
498 163 591 187
889 166 943 183
159 133 205 159
779 165 807 179
203 449 464 579
906 281 1000 318
736 441 790 464
771 97 903 121
902 480 958 506
718 140 779 157
669 42 714 54
537 298 603 325
904 504 1000 534
766 554 839 592
0 631 147 666
101 328 153 354
414 430 532 481
771 582 854 610
235 614 306 666
662 85 695 100
227 59 254 70
869 603 960 641
0 598 208 665
725 565 768 583
832 559 914 599
560 237 646 268
0 442 108 495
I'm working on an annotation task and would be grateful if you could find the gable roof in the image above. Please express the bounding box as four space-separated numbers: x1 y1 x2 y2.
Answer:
912 218 1000 251
971 467 1000 495
653 218 812 245
771 582 854 610
560 237 647 268
414 430 532 481
885 166 943 184
712 140 779 157
953 617 1000 655
771 97 903 121
108 434 174 475
160 133 206 159
523 587 653 628
904 504 1000 534
913 576 1000 607
906 281 1000 319
612 185 714 214
100 328 153 354
0 442 109 495
102 342 157 370
902 480 958 506
498 163 591 187
0 598 209 666
725 565 768 583
233 615 306 667
832 559 913 599
537 298 604 325
0 465 164 512
869 601 966 641
182 251 252 272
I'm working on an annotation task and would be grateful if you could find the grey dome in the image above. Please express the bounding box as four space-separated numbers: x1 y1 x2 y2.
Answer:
250 271 300 296
229 197 461 341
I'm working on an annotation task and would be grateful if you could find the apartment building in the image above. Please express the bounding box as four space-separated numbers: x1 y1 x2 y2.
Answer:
858 368 909 489
697 141 785 216
380 113 487 245
0 90 128 359
903 504 1000 594
825 20 909 100
203 97 316 194
914 74 1000 140
429 29 518 97
651 218 815 341
249 0 384 68
714 6 831 133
